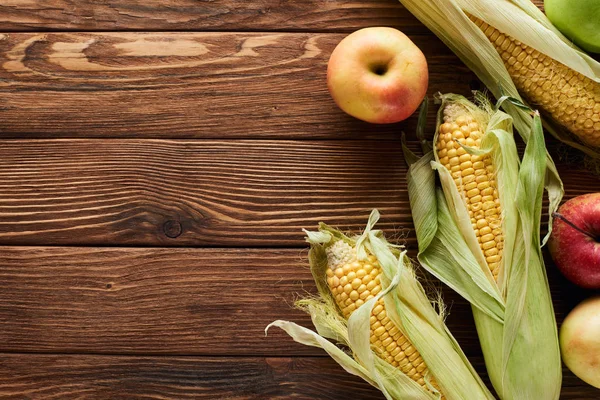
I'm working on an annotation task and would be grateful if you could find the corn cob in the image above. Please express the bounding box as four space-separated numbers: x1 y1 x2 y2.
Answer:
324 239 442 395
270 211 497 400
470 16 600 148
436 103 503 281
407 94 563 400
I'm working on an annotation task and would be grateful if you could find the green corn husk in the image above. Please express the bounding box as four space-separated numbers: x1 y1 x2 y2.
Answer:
405 94 563 400
398 0 567 224
266 210 495 400
397 0 600 163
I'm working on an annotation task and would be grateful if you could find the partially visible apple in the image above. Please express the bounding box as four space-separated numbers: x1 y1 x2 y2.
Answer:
560 296 600 388
545 0 600 53
549 193 600 289
327 27 428 124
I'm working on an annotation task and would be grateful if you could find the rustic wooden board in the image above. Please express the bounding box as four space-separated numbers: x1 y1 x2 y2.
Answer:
0 139 598 247
0 0 413 33
0 354 593 400
0 139 410 246
0 353 594 398
2 0 598 398
0 245 590 355
0 354 468 400
0 246 473 355
0 355 377 399
0 32 474 139
0 0 544 33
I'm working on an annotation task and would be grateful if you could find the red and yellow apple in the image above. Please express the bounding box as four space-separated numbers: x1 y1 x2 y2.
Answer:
327 27 428 124
560 296 600 388
548 193 600 289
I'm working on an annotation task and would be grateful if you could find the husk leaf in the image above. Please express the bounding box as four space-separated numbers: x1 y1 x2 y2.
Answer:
267 210 494 400
398 0 569 232
406 94 562 400
397 0 599 147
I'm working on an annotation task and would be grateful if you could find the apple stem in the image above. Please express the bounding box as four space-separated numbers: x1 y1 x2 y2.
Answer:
552 212 597 240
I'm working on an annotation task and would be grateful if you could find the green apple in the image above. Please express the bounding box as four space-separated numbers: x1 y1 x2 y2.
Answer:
560 296 600 388
545 0 600 53
327 27 428 124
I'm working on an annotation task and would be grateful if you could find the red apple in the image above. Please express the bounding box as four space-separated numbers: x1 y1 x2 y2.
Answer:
327 27 428 124
560 296 600 388
549 193 600 288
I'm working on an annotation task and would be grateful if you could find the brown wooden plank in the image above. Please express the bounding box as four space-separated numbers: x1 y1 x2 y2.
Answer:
0 246 314 356
0 353 595 400
0 246 315 355
0 353 594 399
0 245 477 356
0 355 396 399
1 139 600 247
0 355 385 400
0 0 546 33
0 246 596 397
0 139 410 246
0 245 591 355
0 0 415 33
0 32 475 139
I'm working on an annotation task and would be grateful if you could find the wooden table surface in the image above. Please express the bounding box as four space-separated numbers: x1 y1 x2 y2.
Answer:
1 1 600 399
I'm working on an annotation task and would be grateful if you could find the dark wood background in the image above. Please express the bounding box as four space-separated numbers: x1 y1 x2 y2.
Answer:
1 0 599 398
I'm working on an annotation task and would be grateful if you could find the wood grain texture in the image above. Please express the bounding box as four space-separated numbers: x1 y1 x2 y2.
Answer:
0 246 312 356
0 245 590 355
0 245 474 355
0 139 410 246
0 0 413 33
0 0 545 33
0 355 430 400
0 32 475 139
0 353 595 399
0 354 596 400
1 139 599 247
0 245 592 398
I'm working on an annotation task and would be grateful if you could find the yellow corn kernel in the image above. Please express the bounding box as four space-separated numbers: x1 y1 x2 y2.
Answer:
471 16 600 148
325 250 442 396
437 104 504 281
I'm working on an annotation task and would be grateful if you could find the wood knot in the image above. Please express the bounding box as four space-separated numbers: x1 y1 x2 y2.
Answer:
163 220 182 239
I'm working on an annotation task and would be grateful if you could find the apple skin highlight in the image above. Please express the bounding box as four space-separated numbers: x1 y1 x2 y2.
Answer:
327 27 428 124
549 193 600 289
560 296 600 389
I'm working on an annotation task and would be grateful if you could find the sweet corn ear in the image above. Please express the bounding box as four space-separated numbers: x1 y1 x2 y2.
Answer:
436 104 504 281
470 16 600 148
324 240 442 396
